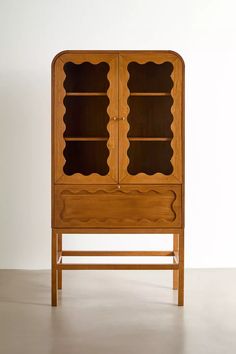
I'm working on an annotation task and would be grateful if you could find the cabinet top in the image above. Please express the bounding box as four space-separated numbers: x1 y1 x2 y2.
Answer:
52 50 185 67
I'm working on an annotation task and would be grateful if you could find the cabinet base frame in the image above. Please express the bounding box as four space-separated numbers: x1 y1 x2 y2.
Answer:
51 228 184 307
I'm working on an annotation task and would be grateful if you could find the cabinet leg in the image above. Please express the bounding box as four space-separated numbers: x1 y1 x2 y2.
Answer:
58 233 62 290
51 229 58 306
173 233 178 290
178 229 184 306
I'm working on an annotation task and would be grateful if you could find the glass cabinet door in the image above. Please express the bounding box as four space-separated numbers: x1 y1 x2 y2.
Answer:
52 52 118 184
118 52 184 184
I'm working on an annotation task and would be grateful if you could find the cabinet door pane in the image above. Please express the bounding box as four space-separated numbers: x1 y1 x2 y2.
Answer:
127 141 173 176
127 96 174 138
52 53 118 184
63 141 109 176
63 96 109 138
119 52 184 184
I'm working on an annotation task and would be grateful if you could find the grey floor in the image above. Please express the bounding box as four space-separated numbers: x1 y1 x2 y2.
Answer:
0 269 236 354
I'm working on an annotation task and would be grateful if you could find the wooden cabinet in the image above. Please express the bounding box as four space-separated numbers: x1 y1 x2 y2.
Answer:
51 50 184 306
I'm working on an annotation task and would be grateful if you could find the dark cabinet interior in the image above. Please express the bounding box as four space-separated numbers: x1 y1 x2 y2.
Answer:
62 59 174 177
63 62 110 176
127 61 174 175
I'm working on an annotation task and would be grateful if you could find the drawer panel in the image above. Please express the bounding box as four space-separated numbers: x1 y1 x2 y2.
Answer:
53 185 182 228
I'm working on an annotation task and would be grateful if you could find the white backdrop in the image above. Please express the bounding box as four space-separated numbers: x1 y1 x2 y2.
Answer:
0 0 236 269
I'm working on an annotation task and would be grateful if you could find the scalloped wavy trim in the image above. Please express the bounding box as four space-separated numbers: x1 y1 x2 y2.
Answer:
60 218 176 224
62 61 111 177
60 189 177 223
123 60 175 179
61 188 171 195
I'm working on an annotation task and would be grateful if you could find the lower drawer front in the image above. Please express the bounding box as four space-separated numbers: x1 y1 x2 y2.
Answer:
53 185 182 228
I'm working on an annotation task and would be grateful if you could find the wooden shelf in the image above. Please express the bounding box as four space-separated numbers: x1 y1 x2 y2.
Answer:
66 92 170 97
64 137 171 142
130 92 171 96
128 137 172 141
66 92 107 96
64 137 108 141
